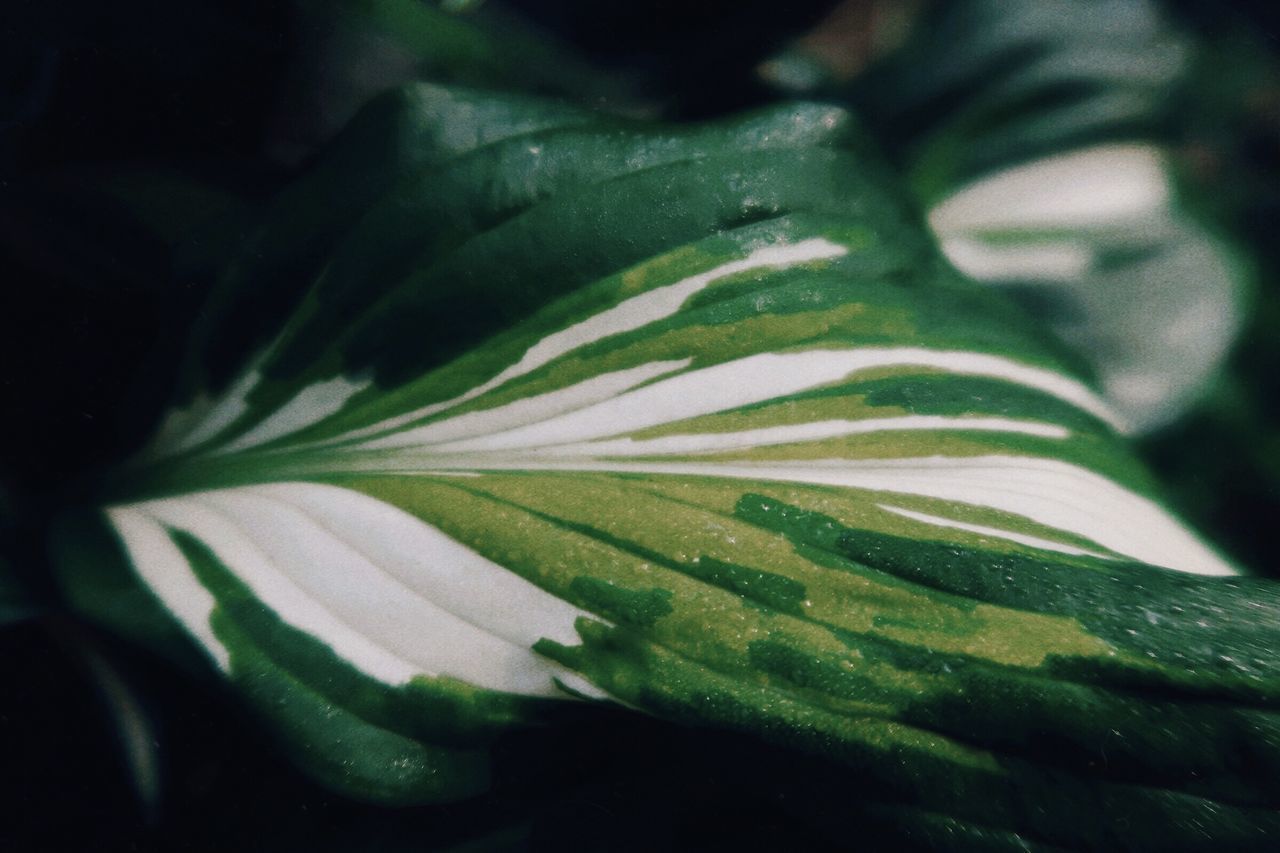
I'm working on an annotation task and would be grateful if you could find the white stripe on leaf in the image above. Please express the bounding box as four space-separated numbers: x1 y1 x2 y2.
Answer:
490 238 849 394
332 238 848 444
938 236 1094 282
876 504 1114 560
410 348 1119 454
359 360 692 450
106 507 231 670
929 144 1169 233
242 482 589 653
217 375 373 453
200 488 579 695
511 415 1069 458
131 487 592 695
145 368 263 458
368 456 1230 576
141 496 425 685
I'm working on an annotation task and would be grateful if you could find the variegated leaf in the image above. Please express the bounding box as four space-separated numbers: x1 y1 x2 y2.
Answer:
54 84 1280 845
774 0 1248 432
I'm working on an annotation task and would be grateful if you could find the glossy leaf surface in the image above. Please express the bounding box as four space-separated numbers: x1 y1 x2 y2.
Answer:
54 84 1280 845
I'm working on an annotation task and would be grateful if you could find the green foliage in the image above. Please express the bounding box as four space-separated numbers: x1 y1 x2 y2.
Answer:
43 76 1277 847
7 0 1280 848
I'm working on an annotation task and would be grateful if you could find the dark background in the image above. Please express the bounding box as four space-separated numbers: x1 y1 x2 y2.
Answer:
2 1 1278 849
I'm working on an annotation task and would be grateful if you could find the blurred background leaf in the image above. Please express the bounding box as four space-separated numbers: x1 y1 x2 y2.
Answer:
782 0 1186 202
765 0 1251 435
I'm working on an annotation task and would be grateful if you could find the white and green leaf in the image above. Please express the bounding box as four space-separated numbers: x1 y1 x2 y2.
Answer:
53 84 1280 844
